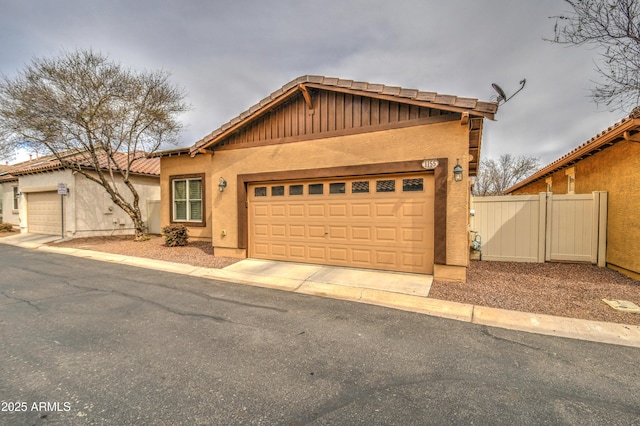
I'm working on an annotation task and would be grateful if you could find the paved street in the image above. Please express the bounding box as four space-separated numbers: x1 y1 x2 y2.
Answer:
1 245 639 425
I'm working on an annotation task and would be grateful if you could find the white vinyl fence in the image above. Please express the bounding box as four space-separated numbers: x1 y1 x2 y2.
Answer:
471 192 607 266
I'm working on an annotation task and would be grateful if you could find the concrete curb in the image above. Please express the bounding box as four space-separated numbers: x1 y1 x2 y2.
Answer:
3 238 640 348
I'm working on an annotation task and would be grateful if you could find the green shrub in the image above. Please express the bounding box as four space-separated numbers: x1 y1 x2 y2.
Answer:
161 224 189 247
0 222 14 232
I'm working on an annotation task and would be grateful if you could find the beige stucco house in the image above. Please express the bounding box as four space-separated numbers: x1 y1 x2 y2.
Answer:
160 76 498 282
0 152 160 238
507 108 640 281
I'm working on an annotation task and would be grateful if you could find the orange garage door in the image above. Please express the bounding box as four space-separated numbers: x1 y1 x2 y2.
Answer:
248 174 434 274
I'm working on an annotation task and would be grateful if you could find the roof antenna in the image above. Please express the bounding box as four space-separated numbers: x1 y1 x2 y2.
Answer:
491 79 526 105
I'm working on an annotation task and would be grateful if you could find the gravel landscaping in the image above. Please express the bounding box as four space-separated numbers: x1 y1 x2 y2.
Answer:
40 234 640 327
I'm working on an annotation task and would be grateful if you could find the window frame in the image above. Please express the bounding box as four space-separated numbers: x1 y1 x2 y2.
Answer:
170 174 206 226
12 186 19 210
565 168 576 194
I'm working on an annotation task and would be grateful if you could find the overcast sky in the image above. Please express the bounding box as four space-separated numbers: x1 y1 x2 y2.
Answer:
0 0 627 166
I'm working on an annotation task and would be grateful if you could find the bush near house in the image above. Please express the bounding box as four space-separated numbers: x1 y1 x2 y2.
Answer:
0 223 14 232
161 224 189 247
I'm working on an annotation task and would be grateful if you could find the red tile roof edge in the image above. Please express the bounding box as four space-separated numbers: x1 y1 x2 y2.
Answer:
7 151 160 177
505 108 640 193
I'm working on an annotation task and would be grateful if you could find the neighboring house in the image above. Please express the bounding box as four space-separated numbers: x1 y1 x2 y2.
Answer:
506 108 640 281
0 152 161 237
159 75 498 282
0 163 10 221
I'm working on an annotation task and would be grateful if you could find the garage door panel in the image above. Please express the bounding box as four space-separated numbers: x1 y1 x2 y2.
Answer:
289 224 305 238
288 204 305 217
328 247 348 262
308 204 325 217
253 243 269 256
308 247 326 261
402 252 426 268
328 203 348 217
375 227 397 242
351 203 372 217
328 226 347 240
254 224 269 236
376 251 397 266
271 224 286 237
271 244 287 257
351 227 371 241
375 203 398 217
289 245 306 259
270 204 286 216
308 225 326 238
254 205 268 216
403 202 425 217
249 174 434 274
402 228 424 242
351 249 372 264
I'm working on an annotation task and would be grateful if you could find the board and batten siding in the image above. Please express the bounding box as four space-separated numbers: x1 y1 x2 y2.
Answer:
216 89 455 148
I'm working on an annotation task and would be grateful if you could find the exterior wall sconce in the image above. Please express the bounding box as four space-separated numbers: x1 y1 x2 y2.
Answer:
218 177 227 192
453 159 463 182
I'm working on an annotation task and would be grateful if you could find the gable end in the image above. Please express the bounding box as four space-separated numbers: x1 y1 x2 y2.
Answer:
213 87 459 150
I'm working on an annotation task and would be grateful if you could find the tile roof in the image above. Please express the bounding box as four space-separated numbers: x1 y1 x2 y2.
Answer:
7 151 160 177
192 75 498 153
0 153 60 183
506 107 640 193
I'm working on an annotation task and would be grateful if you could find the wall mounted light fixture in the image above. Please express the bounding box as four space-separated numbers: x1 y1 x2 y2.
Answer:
453 159 463 182
218 177 227 192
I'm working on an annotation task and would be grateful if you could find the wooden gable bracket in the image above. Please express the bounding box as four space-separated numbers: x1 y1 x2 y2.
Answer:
298 84 315 114
191 147 212 157
623 130 640 143
460 112 469 126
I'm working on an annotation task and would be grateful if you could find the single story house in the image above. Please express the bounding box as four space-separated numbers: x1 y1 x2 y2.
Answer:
160 75 498 282
0 151 161 237
506 108 640 281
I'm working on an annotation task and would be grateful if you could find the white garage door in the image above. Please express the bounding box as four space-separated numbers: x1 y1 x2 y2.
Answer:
248 173 434 274
27 191 62 235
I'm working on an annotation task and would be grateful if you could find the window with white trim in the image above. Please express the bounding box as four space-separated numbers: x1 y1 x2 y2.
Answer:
12 186 19 210
172 177 203 222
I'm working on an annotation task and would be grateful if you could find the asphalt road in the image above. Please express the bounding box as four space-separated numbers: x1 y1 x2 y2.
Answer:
1 245 639 425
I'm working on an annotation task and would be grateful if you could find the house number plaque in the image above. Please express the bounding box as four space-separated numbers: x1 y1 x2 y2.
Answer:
421 159 439 170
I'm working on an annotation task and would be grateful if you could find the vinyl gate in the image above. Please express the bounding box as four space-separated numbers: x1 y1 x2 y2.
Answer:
471 192 607 266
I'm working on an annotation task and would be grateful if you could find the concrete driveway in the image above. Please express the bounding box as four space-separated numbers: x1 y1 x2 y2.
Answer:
224 258 433 297
0 232 62 248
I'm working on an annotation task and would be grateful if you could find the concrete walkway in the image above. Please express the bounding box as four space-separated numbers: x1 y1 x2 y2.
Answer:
2 233 640 348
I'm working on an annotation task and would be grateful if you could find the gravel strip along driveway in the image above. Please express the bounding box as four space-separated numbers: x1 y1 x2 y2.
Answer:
44 234 640 327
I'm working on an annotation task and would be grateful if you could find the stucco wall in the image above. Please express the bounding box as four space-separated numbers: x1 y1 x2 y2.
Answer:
72 172 160 237
512 141 640 279
163 120 473 275
18 170 160 238
160 152 214 241
1 181 19 226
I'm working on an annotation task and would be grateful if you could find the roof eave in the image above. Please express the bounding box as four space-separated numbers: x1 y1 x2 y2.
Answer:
506 116 640 194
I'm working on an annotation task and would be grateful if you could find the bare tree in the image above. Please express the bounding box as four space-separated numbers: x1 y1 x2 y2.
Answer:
549 0 640 112
473 154 540 196
0 49 190 239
